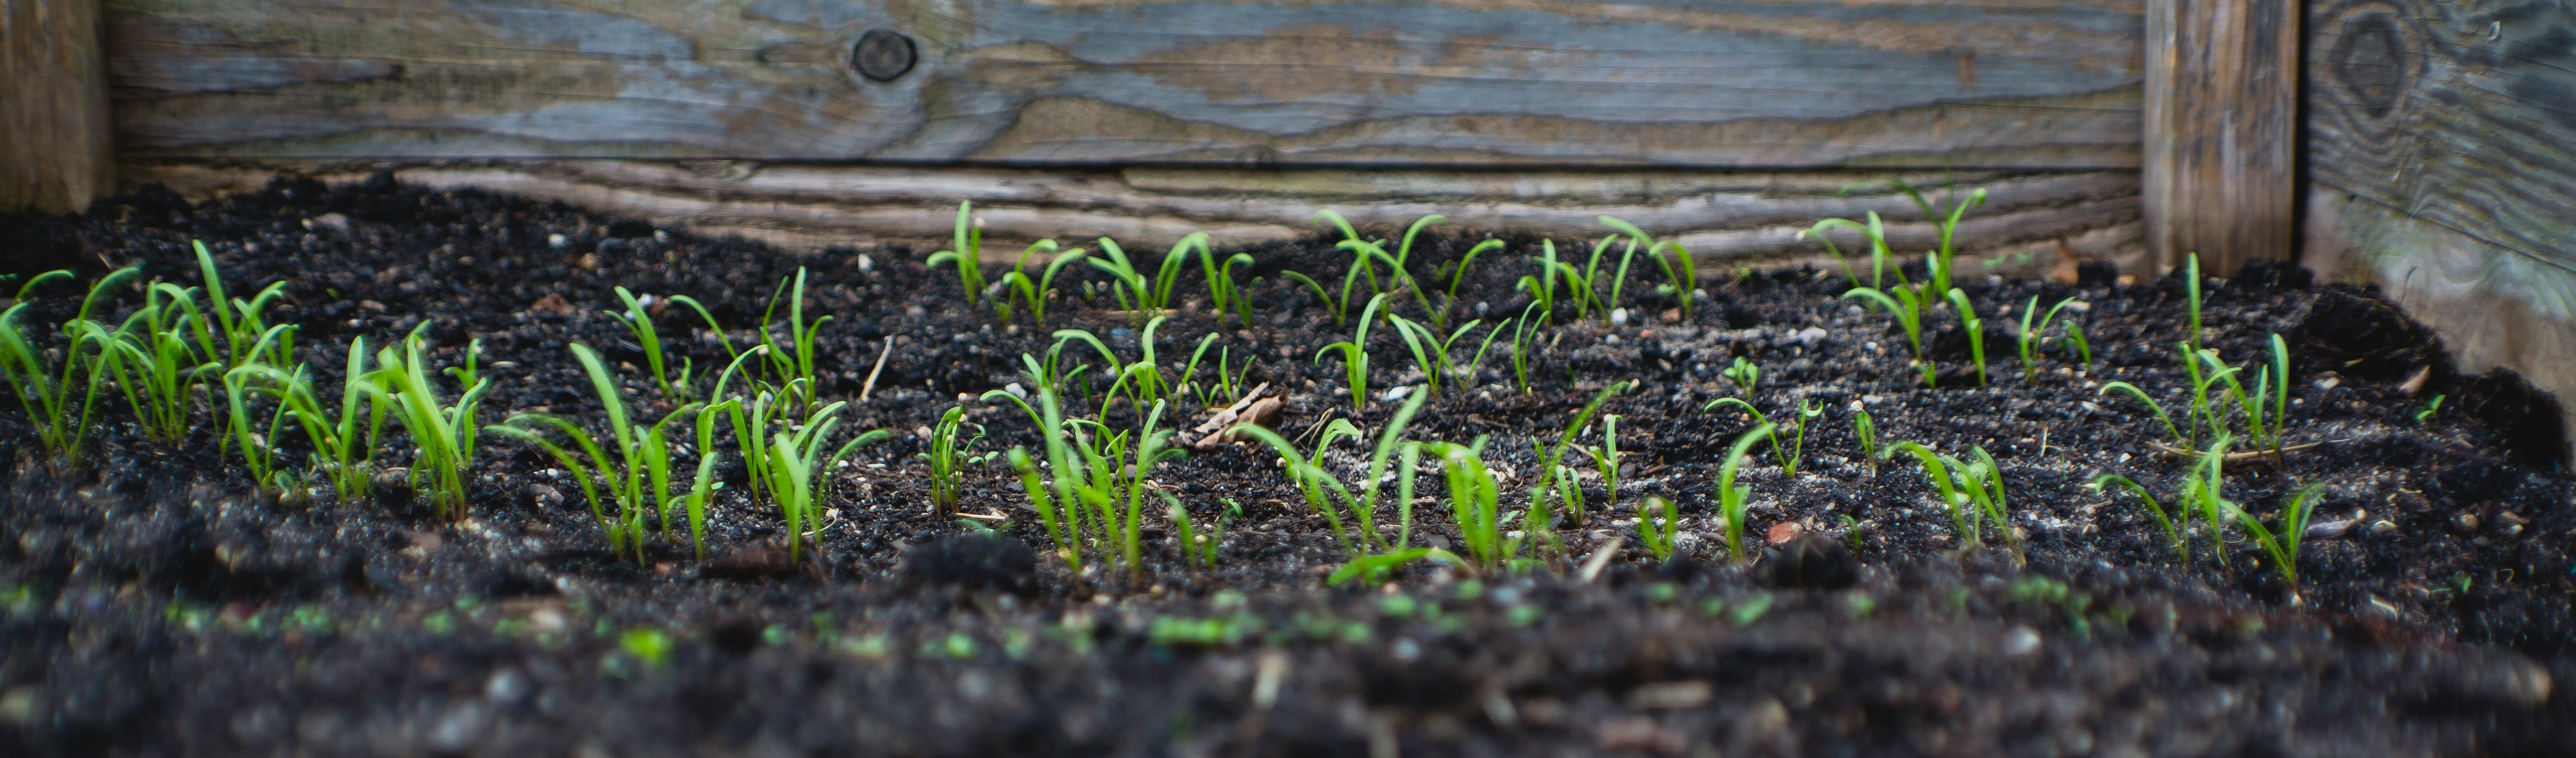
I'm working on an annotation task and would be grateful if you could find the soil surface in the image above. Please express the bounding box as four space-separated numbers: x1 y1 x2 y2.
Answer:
2 175 2572 757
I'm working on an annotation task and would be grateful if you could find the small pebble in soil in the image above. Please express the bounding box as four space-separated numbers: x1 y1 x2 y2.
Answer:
2003 625 2043 657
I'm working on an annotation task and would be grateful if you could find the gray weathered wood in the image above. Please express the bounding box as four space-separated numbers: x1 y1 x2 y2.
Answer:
102 0 2146 168
2303 0 2576 460
3 0 113 214
123 160 2146 275
2141 0 2300 274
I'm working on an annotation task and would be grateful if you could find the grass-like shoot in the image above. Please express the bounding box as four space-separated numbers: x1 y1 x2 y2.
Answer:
1599 216 1697 319
1170 498 1235 571
1508 304 1544 394
366 324 492 520
1579 415 1625 517
1942 288 1988 386
1315 294 1387 411
221 359 303 495
238 336 386 501
1089 233 1207 319
1535 382 1631 526
2415 394 2445 424
188 240 295 370
1388 314 1501 397
926 201 989 309
1799 211 1892 289
1892 178 1987 298
2097 380 2185 443
1424 437 1516 572
920 405 986 516
1890 441 2014 553
755 268 831 410
0 268 136 467
998 240 1086 325
89 283 221 442
488 343 713 563
2087 473 2185 563
2016 296 2087 379
984 364 1184 576
609 287 693 402
1702 397 1820 477
1843 285 1933 386
1236 390 1430 558
1714 422 1778 563
1853 406 1879 475
1721 356 1759 392
2231 483 2325 586
1635 496 1680 563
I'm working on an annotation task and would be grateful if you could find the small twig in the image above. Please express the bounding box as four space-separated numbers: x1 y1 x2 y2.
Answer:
2148 439 2323 462
859 338 895 401
955 510 1009 521
1578 535 1625 583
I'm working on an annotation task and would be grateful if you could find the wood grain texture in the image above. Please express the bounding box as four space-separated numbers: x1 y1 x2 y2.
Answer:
122 160 2146 275
2302 0 2576 458
2141 0 2300 274
103 0 2145 168
3 0 114 214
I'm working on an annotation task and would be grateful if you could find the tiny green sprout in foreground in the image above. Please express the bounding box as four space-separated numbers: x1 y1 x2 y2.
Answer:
1237 389 1429 559
1508 303 1544 394
1580 415 1625 517
1537 381 1632 527
237 336 386 502
1714 421 1777 564
1636 496 1682 563
1703 396 1819 477
2230 483 2326 587
1852 405 1880 476
926 201 990 309
221 360 302 496
1315 294 1388 411
2016 295 2086 380
1426 437 1517 572
2416 394 2445 424
1942 288 1988 386
91 281 222 443
1842 284 1933 386
1721 356 1759 392
997 239 1086 325
1840 514 1865 553
621 628 676 668
920 406 986 517
2097 380 2185 443
1171 498 1238 571
754 268 832 410
1890 441 2015 554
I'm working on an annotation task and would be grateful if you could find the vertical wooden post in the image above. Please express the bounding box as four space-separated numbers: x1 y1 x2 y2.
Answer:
2 0 114 215
2143 0 2302 275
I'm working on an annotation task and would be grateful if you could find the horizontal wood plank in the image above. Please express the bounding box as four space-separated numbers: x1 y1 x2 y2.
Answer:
104 0 2145 167
123 160 2145 276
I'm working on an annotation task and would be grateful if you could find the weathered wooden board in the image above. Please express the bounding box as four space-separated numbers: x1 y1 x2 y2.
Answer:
124 160 2146 274
3 0 114 214
2141 0 2300 274
103 0 2146 167
2303 0 2576 459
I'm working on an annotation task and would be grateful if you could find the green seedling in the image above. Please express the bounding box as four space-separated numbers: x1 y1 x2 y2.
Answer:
754 401 889 564
1236 390 1430 558
1423 437 1522 572
920 405 986 516
487 344 713 563
1721 356 1759 392
366 324 493 520
2416 395 2444 424
1890 441 2015 553
608 287 693 402
2016 296 2086 380
1853 407 1879 475
1943 288 1988 386
1170 498 1236 571
1508 304 1544 393
1799 211 1894 289
1892 178 1987 298
0 268 134 467
2182 434 2238 566
1579 415 1625 517
1438 239 1506 330
237 336 386 502
997 240 1086 325
1182 341 1257 407
1702 397 1820 477
1600 216 1697 319
187 240 295 370
1387 314 1502 397
1581 232 1637 317
222 361 303 495
89 283 222 442
1843 285 1934 386
1535 382 1631 527
1089 233 1205 319
754 268 831 410
1327 547 1467 586
2088 473 2186 563
1198 245 1258 325
926 201 990 309
1315 294 1388 411
1714 422 1777 563
2097 380 2185 443
1052 317 1176 417
984 364 1185 575
2184 253 2203 352
1635 496 1681 563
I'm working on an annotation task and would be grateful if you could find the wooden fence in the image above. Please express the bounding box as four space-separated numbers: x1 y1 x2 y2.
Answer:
6 0 2572 448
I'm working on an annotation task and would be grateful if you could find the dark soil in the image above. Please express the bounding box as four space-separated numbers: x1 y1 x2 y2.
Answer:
2 175 2572 757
